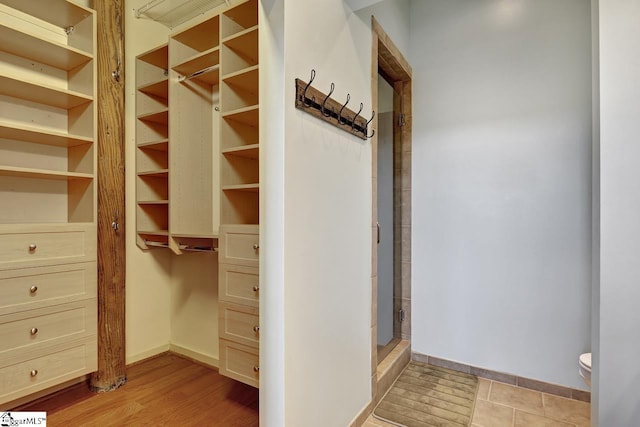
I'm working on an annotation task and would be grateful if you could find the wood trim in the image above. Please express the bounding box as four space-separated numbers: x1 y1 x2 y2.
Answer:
372 17 411 81
90 0 127 392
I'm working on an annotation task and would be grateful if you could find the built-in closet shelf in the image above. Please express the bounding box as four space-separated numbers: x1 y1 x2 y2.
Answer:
137 109 169 125
0 24 93 71
222 65 259 84
138 230 169 236
0 122 93 147
138 200 169 205
222 144 259 159
222 105 259 126
138 169 169 178
2 0 93 29
142 240 169 249
178 65 220 85
0 166 93 181
221 25 258 46
139 44 169 69
0 75 93 109
222 184 259 192
172 233 219 239
173 47 220 77
137 140 169 151
138 79 169 99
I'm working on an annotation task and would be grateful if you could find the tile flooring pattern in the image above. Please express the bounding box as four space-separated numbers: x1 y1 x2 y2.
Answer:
365 378 590 427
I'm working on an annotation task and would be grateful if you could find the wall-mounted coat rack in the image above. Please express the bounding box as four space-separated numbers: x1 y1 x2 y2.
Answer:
295 70 375 140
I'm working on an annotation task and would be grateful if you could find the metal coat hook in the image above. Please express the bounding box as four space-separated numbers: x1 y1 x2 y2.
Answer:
352 103 364 130
367 129 376 139
365 110 375 138
302 69 316 107
338 94 350 124
321 83 335 117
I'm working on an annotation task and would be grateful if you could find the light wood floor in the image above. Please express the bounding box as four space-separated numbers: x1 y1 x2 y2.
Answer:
18 353 259 426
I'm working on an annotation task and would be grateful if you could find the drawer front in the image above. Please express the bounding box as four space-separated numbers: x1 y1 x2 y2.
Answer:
0 300 96 355
219 225 259 267
0 225 96 269
219 302 259 347
0 263 96 315
219 339 259 388
0 338 97 405
219 264 259 307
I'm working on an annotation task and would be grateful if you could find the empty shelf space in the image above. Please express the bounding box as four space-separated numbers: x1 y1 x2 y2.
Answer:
222 184 259 192
222 25 259 46
137 139 169 151
0 23 92 70
222 144 259 159
138 44 169 69
139 230 169 236
222 105 259 127
173 47 220 77
0 165 92 180
2 0 93 29
221 0 258 39
138 200 169 205
137 169 169 178
137 109 169 124
138 79 169 99
0 74 93 109
0 121 92 147
222 65 259 86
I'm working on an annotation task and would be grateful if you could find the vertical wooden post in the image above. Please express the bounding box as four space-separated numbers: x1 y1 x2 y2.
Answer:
90 0 127 392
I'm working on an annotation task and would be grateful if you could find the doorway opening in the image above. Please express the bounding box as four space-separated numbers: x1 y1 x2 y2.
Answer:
370 17 412 405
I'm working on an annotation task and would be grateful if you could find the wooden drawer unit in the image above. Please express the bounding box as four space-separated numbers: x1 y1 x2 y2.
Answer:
219 264 259 307
219 302 259 348
0 300 96 356
219 224 259 267
0 337 97 406
0 263 96 316
219 339 259 388
0 224 97 269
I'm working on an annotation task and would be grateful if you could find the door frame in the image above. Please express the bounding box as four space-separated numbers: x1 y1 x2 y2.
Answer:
369 17 413 407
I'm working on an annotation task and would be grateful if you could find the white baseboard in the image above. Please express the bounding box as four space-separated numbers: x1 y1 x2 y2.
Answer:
169 344 219 369
126 344 170 365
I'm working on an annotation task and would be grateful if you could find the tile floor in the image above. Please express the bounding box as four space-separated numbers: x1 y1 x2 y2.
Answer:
363 378 590 427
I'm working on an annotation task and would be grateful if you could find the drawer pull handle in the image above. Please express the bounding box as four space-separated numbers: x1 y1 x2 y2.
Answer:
30 327 38 335
30 369 38 377
253 366 260 373
252 286 260 292
30 285 38 294
28 244 37 251
253 326 260 333
253 244 259 250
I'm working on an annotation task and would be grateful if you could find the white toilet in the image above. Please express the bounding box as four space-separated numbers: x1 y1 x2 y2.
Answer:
579 352 591 387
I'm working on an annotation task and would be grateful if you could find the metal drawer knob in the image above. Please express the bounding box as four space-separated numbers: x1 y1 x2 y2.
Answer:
30 285 38 294
253 326 260 333
30 369 38 377
253 366 260 373
28 244 37 251
252 286 259 292
253 244 259 250
30 327 38 335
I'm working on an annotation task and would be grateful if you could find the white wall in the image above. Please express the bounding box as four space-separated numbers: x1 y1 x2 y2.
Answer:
410 0 592 389
597 0 640 424
124 0 172 364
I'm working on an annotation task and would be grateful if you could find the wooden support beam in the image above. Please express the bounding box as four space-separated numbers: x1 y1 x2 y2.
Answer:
90 0 127 392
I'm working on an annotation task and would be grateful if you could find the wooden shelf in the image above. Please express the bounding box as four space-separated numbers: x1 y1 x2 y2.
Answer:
138 169 169 178
222 184 259 192
0 74 92 109
138 44 168 69
137 109 169 125
222 144 259 159
222 105 259 127
2 0 93 29
0 121 92 147
222 65 259 85
137 140 168 151
138 230 169 236
0 165 92 180
138 200 169 205
0 23 92 71
221 25 259 46
173 47 220 80
138 78 168 99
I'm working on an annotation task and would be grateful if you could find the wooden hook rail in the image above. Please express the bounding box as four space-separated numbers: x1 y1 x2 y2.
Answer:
295 70 374 140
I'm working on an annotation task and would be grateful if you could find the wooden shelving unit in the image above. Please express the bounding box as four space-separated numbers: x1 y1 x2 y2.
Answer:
136 44 169 249
0 0 97 406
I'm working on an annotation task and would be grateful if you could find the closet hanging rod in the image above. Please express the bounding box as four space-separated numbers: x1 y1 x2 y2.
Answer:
178 65 219 82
